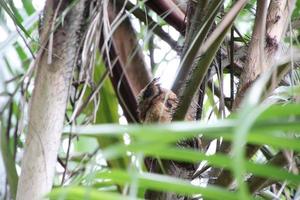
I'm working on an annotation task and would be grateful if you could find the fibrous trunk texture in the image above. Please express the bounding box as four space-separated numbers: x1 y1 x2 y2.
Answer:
214 0 295 188
145 0 186 34
16 1 87 199
235 0 295 107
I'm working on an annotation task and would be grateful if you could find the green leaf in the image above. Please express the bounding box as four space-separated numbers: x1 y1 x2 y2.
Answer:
0 120 18 199
96 170 240 200
173 0 249 120
48 187 141 200
0 0 31 38
172 0 224 92
100 144 300 186
14 42 28 61
94 56 128 170
22 0 35 15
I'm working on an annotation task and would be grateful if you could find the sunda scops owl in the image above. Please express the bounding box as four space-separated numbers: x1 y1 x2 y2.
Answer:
136 78 178 123
136 78 198 200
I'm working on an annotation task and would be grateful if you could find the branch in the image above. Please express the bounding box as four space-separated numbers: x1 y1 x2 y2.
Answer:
108 2 152 95
207 80 232 111
234 0 268 109
144 0 186 34
99 30 139 123
121 0 179 51
214 0 270 187
247 151 289 193
98 1 155 123
173 0 248 121
172 1 223 94
214 0 296 187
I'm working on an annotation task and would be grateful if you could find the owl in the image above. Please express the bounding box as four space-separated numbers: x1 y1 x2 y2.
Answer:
137 78 198 199
136 78 198 149
137 78 178 123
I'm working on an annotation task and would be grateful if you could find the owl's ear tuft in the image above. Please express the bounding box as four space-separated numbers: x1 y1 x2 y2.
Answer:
140 77 160 99
151 77 160 84
147 77 160 87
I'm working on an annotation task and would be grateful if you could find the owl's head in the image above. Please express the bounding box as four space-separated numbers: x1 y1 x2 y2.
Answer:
137 78 178 123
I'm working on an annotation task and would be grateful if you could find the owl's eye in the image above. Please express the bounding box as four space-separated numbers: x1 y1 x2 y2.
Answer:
166 100 173 109
143 87 153 99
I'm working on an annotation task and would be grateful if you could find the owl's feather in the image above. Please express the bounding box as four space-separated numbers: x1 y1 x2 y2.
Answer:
137 78 178 123
137 78 200 199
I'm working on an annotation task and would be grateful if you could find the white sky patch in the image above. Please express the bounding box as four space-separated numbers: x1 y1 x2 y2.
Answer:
129 0 137 4
32 0 46 11
119 115 128 125
128 3 181 89
155 57 179 89
4 13 16 30
62 138 74 155
0 27 8 42
13 0 23 9
123 133 131 145
7 47 22 72
162 25 180 41
152 36 180 89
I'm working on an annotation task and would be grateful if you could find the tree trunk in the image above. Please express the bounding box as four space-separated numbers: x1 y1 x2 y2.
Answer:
214 0 296 188
16 1 87 199
108 1 152 96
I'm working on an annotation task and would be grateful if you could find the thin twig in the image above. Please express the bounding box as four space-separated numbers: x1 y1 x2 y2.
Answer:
120 0 179 51
61 124 74 185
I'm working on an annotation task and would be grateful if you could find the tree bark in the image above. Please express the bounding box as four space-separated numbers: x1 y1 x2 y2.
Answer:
234 0 295 108
108 1 152 96
214 0 296 188
16 1 87 199
145 0 186 34
99 1 153 123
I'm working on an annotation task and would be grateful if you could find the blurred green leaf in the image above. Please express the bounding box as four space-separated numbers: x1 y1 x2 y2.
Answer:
48 187 141 200
0 0 31 38
96 170 240 200
0 120 18 199
22 0 35 15
93 56 128 170
14 42 27 61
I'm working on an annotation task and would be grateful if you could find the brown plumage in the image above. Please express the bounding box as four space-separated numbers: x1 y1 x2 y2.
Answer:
136 78 199 149
137 78 199 199
137 78 178 123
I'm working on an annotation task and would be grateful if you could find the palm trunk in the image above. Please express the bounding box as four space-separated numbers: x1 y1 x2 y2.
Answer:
214 0 296 188
16 1 87 199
